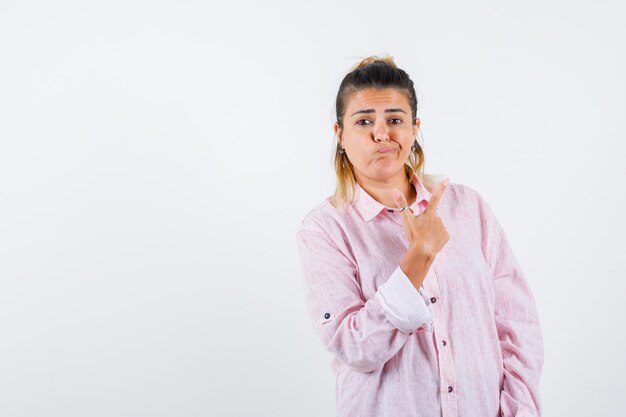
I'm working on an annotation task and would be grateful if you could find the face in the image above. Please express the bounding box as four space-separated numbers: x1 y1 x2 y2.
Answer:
334 88 420 183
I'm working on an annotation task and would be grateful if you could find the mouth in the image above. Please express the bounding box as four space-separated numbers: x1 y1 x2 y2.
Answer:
378 147 397 154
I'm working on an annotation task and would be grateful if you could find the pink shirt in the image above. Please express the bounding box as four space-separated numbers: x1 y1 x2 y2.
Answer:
296 173 543 417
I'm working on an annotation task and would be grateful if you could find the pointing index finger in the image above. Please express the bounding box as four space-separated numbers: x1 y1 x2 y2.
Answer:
424 177 449 215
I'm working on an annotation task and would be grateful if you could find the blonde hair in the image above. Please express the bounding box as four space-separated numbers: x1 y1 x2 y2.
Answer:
331 55 426 209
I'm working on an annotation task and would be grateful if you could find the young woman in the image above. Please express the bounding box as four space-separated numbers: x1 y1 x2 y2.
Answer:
296 56 543 417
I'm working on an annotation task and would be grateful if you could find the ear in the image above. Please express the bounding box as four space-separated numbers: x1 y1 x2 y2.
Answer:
412 117 420 137
333 122 341 137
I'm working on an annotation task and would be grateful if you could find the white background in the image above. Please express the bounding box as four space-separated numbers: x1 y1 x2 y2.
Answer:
1 1 624 416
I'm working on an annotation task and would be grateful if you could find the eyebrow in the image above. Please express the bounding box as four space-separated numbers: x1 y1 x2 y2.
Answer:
351 108 407 117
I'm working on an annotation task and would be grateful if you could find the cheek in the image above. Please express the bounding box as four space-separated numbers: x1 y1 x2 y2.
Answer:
346 148 369 163
343 137 371 156
398 145 414 161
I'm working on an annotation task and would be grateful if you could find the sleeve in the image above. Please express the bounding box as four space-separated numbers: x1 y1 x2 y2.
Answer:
479 195 544 417
296 226 434 373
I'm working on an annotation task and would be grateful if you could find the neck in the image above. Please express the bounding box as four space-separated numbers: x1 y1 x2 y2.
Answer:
355 170 417 209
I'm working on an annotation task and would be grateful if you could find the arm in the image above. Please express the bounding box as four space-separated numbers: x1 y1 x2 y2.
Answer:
296 225 434 373
479 195 544 417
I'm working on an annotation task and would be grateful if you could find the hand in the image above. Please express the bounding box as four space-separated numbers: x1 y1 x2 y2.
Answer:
392 178 450 288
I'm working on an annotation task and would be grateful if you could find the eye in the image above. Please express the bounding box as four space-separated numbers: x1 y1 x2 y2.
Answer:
356 119 372 126
389 118 403 124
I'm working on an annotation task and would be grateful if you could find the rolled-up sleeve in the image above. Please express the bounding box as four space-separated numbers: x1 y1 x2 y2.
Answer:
296 226 434 373
375 266 434 332
479 195 544 417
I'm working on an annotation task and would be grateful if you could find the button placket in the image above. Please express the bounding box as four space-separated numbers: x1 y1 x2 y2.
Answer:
430 258 459 417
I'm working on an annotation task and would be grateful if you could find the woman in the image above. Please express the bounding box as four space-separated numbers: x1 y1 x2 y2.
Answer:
296 56 543 417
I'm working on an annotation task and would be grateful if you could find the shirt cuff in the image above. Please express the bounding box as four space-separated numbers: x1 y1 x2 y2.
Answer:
374 266 435 333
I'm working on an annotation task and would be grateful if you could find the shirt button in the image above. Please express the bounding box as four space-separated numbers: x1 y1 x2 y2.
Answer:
324 313 330 319
442 340 447 346
430 297 437 303
448 386 453 393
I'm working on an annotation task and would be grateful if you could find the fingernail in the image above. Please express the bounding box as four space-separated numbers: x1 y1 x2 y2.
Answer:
392 189 401 200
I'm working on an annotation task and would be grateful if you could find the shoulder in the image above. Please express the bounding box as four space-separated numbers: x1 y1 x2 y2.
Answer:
421 172 485 205
445 181 485 205
422 174 483 204
439 181 505 243
297 195 355 236
434 179 495 221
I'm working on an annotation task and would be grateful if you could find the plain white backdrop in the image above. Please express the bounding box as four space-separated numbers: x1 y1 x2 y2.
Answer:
1 1 624 416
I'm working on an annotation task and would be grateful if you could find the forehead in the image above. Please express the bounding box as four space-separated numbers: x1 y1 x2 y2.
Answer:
345 88 411 113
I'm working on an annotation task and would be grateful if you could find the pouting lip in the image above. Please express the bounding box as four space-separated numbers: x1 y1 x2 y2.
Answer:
378 147 397 153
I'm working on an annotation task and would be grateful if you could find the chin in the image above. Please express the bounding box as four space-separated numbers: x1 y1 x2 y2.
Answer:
368 164 404 180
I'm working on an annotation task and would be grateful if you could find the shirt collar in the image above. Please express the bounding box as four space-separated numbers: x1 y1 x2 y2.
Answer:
354 172 433 222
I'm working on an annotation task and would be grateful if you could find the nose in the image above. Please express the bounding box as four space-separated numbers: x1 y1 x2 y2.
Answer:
373 121 390 142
